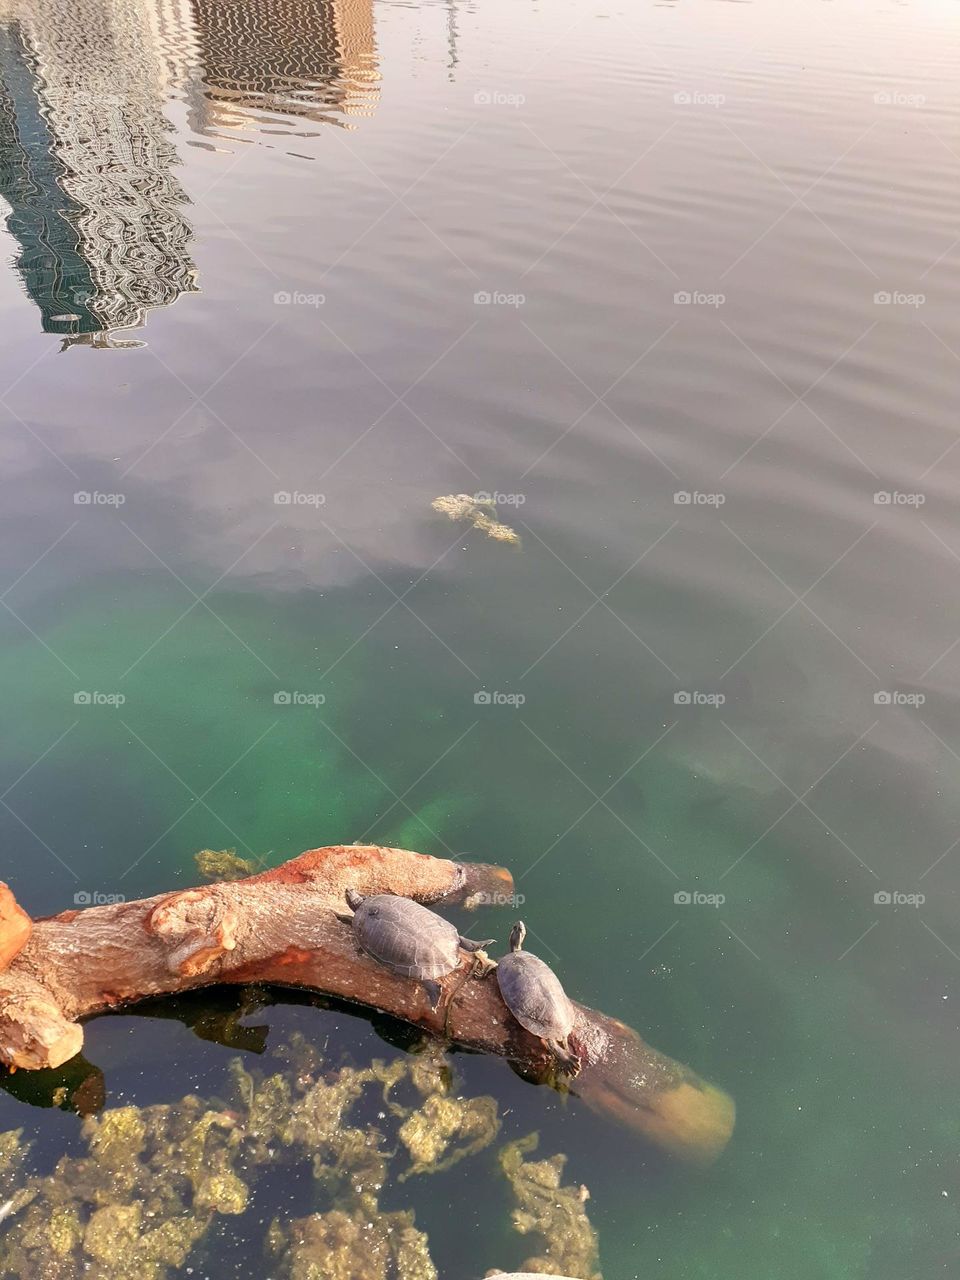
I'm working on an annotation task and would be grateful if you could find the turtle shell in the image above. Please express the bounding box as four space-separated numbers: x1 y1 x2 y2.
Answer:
496 950 574 1041
351 894 462 979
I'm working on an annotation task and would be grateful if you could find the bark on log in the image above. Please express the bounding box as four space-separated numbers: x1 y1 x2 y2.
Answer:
0 845 734 1163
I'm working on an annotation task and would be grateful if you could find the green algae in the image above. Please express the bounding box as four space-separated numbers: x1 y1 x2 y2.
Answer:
499 1134 601 1280
195 847 257 881
398 1091 500 1179
0 1033 600 1278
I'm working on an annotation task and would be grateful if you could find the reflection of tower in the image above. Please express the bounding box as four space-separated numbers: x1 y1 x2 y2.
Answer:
0 0 198 341
187 0 380 135
0 23 99 335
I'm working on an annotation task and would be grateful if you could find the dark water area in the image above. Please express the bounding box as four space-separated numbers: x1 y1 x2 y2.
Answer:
0 0 959 1275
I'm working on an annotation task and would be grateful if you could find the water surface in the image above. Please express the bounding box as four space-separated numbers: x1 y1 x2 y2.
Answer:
0 0 959 1276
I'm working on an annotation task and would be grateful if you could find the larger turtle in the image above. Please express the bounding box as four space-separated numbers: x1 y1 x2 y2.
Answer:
336 890 494 1010
496 921 580 1075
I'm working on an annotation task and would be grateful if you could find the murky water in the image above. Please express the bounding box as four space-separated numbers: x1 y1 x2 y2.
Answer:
0 0 959 1275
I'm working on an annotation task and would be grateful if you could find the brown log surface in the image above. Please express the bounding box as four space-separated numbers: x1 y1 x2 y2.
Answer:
0 845 734 1163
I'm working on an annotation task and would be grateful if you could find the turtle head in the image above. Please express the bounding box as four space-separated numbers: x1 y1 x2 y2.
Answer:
509 920 526 953
345 889 364 911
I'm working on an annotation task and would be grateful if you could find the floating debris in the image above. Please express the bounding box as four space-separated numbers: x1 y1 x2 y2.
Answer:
432 494 521 547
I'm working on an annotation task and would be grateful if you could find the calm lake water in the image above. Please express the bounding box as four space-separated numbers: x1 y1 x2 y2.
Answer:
1 0 959 1275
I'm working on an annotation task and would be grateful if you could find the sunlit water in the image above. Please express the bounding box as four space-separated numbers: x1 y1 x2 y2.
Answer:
0 0 959 1275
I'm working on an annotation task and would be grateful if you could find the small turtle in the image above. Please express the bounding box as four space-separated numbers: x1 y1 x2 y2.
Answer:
336 890 494 1010
496 921 580 1075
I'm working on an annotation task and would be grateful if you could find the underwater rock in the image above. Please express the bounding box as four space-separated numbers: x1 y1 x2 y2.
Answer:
432 494 521 546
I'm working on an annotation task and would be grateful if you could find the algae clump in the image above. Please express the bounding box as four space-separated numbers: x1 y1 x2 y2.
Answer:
195 847 257 881
0 1031 601 1279
499 1133 601 1280
432 494 521 546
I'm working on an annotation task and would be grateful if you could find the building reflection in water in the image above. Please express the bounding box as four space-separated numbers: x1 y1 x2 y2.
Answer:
0 0 379 344
187 0 380 136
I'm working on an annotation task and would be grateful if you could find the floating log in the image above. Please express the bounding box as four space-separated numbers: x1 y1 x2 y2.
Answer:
0 845 734 1163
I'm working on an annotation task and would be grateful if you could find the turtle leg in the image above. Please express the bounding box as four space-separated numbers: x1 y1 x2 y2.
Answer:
553 1037 582 1077
333 912 353 925
459 936 497 977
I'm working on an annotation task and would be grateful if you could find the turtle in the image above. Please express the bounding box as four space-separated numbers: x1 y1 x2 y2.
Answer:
336 890 495 1010
496 921 580 1075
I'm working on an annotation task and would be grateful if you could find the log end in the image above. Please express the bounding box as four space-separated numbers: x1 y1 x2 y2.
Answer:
0 883 32 972
574 1014 735 1165
0 977 84 1070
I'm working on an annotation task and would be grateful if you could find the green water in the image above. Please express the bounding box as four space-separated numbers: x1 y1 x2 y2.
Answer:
1 0 960 1275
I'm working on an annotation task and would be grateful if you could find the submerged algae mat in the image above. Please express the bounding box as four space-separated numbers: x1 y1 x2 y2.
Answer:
0 1033 601 1279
